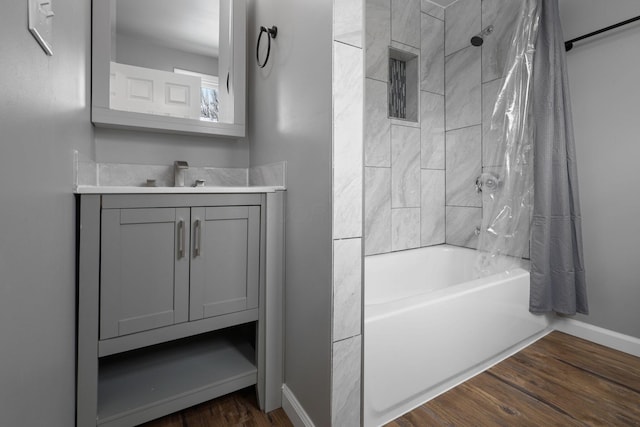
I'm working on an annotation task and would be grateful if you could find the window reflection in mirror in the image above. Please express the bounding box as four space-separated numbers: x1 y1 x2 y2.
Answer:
110 0 233 123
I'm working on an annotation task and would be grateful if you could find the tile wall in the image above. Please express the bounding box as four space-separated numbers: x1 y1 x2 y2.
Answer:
444 0 524 249
331 0 363 425
74 159 287 188
365 0 446 255
364 0 524 255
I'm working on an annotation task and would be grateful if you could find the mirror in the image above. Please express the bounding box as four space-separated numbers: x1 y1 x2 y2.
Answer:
92 0 246 137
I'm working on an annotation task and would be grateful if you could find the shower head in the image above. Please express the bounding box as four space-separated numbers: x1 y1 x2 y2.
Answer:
470 25 494 47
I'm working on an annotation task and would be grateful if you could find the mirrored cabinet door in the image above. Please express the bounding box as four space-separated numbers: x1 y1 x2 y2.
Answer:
92 0 246 137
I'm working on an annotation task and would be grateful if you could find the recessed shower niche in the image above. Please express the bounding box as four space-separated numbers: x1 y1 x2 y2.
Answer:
388 47 418 123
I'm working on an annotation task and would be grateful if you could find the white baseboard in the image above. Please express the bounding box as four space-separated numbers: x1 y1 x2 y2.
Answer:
282 384 315 427
553 318 640 357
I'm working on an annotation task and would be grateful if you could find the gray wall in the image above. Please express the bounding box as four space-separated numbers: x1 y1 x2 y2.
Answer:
559 0 640 338
247 0 334 425
94 128 248 167
0 0 93 425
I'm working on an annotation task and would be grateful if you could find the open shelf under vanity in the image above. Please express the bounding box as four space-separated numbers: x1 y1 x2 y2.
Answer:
97 329 257 427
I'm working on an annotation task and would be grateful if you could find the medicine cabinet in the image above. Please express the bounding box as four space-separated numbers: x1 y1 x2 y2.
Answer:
91 0 246 137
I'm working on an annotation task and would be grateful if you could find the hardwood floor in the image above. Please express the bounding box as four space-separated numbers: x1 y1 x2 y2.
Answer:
387 331 640 426
140 386 293 427
140 332 640 426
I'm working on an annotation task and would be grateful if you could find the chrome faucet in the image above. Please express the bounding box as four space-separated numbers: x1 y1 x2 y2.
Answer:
174 161 189 187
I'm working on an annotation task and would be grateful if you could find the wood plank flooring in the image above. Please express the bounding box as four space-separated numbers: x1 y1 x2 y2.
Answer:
140 386 293 427
387 331 640 426
140 332 640 426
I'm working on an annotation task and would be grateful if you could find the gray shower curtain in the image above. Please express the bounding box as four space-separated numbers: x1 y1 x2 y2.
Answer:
530 0 588 314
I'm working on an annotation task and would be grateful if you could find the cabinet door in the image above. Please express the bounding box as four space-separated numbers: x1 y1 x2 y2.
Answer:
189 206 260 321
100 208 190 340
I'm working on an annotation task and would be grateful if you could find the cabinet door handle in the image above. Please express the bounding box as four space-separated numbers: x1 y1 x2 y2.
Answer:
193 219 201 257
177 220 185 259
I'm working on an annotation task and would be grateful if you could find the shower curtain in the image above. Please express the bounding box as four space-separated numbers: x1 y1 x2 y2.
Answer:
530 0 588 315
477 0 587 315
476 0 539 275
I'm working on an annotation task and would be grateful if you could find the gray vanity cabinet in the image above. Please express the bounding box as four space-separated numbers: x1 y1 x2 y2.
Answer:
190 206 260 321
76 192 284 427
99 205 260 339
100 207 190 339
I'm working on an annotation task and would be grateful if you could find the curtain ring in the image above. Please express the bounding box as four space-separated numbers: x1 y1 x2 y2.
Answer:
257 26 278 68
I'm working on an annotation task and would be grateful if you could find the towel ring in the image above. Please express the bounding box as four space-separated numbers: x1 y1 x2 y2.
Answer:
257 26 278 68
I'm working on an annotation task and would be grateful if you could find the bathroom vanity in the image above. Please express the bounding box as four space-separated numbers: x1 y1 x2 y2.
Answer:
75 187 284 427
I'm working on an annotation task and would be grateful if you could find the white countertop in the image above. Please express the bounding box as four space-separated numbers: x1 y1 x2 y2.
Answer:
75 185 285 194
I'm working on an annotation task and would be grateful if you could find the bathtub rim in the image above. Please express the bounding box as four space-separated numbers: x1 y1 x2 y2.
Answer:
364 244 530 308
365 266 530 322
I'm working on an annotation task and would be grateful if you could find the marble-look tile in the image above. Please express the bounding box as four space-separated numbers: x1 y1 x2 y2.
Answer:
98 163 174 187
482 78 505 167
390 118 420 128
421 170 445 246
334 0 363 47
421 0 444 20
482 0 522 82
421 14 444 95
445 46 481 130
332 336 361 427
334 42 364 239
366 0 390 81
421 91 445 169
95 162 270 188
186 167 248 187
365 78 391 167
249 161 286 187
391 0 421 48
446 126 482 207
74 151 97 187
333 239 362 342
365 167 392 255
97 163 255 187
392 208 421 251
391 125 421 208
390 41 420 56
446 206 482 249
444 0 481 56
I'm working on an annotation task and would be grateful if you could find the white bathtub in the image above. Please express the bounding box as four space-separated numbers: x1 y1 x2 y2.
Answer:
364 245 551 427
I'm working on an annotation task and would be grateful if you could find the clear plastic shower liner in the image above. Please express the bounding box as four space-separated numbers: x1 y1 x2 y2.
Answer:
476 0 541 276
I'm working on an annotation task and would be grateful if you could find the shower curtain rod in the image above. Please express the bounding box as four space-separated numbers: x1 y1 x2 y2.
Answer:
565 14 640 51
